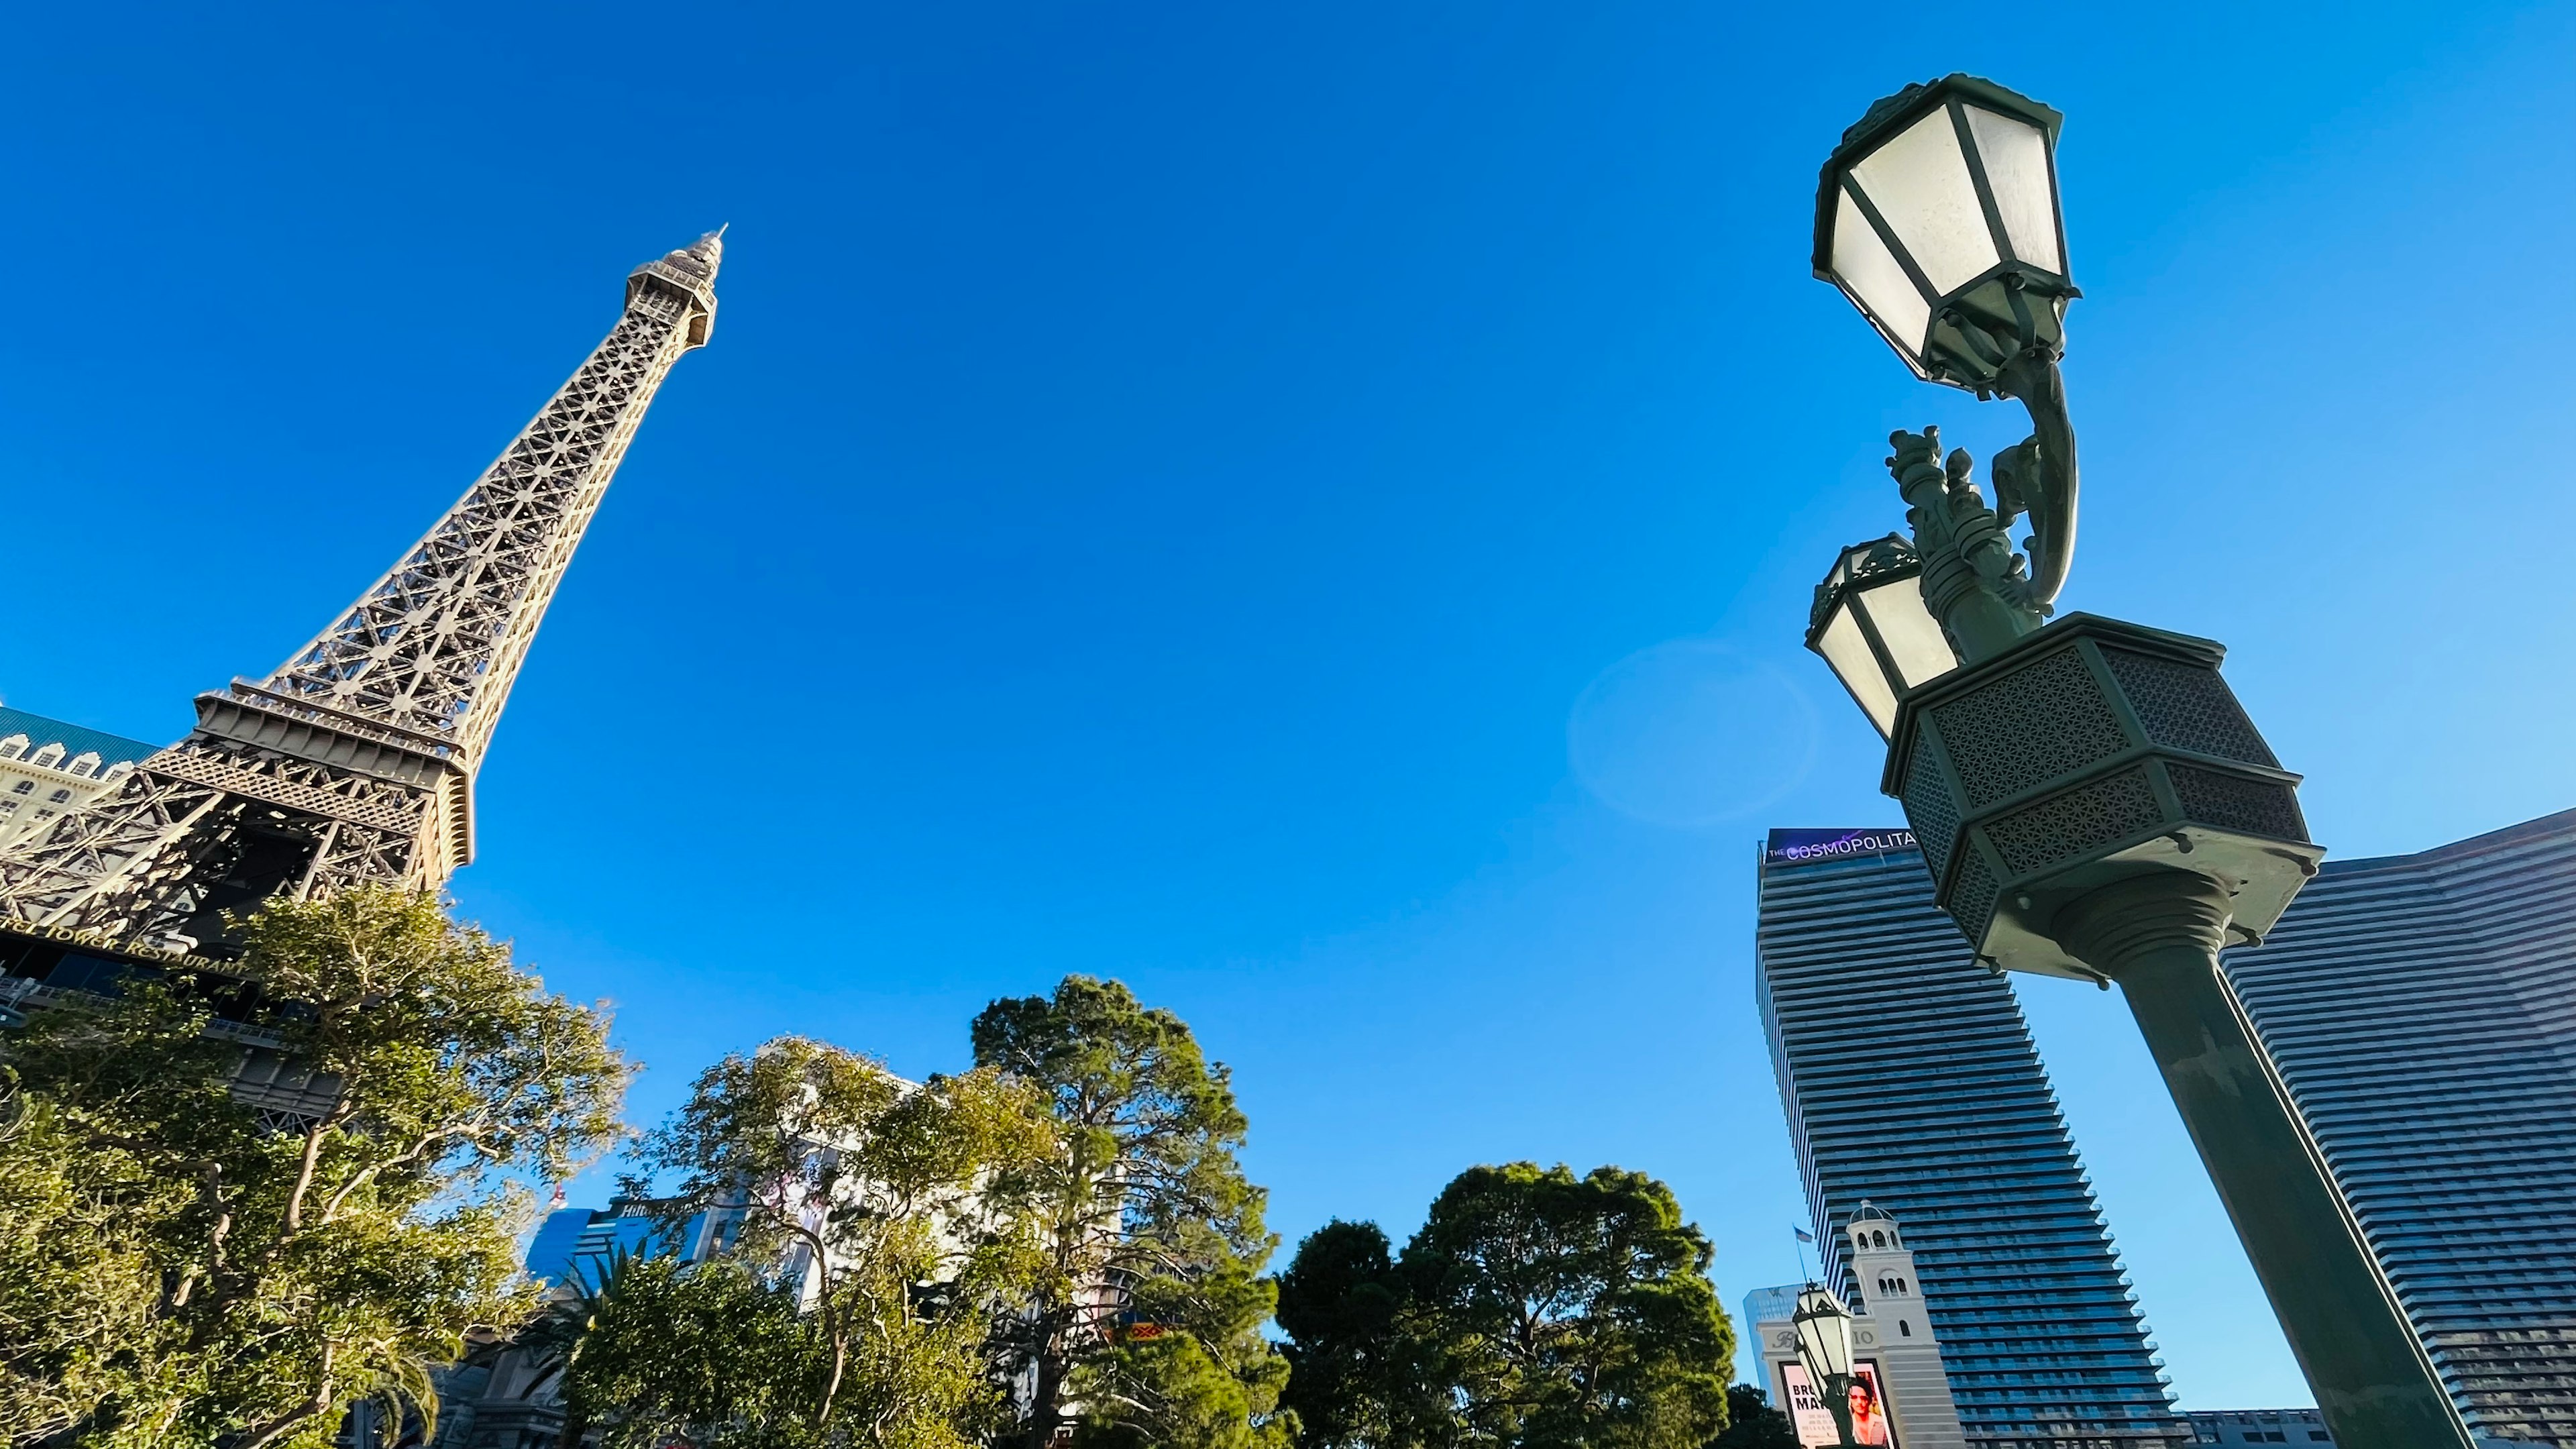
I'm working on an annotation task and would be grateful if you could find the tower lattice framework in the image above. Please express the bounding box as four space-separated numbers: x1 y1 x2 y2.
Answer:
0 233 720 951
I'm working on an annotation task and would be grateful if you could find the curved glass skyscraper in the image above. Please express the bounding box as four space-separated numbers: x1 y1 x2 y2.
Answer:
1756 828 2187 1449
2227 808 2576 1446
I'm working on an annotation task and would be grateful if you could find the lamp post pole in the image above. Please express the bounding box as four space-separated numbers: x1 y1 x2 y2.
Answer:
1819 1377 1858 1449
1799 75 2476 1449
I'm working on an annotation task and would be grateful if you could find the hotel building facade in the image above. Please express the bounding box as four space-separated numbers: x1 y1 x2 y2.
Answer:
2226 808 2576 1446
1756 828 2188 1449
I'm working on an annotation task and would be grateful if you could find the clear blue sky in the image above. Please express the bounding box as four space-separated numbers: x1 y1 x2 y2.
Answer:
5 0 2573 1409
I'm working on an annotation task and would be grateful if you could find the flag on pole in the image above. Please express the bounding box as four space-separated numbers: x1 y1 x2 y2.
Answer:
1792 1225 1815 1243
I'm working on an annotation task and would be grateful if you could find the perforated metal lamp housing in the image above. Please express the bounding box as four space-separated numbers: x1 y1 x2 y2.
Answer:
1807 534 1960 737
1814 74 2074 394
1790 1285 1855 1387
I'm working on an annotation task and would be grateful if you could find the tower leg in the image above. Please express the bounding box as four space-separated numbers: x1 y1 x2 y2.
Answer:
2049 871 2471 1449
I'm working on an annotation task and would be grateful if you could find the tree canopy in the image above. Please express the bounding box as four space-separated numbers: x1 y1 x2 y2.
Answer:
1275 1220 1418 1449
7 908 1772 1449
1710 1384 1798 1449
575 1035 1058 1449
972 975 1291 1449
1276 1163 1739 1449
0 886 629 1449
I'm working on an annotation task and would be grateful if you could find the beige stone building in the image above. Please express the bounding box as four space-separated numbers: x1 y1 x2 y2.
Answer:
1746 1204 1970 1448
0 705 155 857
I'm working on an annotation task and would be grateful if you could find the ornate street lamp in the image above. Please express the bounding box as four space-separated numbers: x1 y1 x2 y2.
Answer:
1805 535 1955 738
1789 1285 1860 1448
1799 75 2473 1449
1815 72 2078 604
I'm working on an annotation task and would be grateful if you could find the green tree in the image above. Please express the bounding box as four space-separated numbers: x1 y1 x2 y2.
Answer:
596 1035 1056 1449
549 1250 817 1449
1402 1164 1734 1449
971 975 1290 1449
1708 1385 1796 1449
1275 1220 1425 1449
0 1077 185 1446
1275 1164 1737 1449
0 885 629 1449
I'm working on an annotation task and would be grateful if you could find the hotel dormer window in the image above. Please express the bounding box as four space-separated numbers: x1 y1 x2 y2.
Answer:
0 735 25 759
67 751 101 777
29 743 64 768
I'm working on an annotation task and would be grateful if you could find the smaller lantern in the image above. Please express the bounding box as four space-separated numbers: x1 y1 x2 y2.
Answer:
1791 1283 1857 1436
1790 1284 1854 1383
1814 74 2073 392
1807 535 1958 737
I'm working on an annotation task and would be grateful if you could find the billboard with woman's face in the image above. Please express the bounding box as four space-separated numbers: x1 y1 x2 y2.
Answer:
1777 1362 1897 1447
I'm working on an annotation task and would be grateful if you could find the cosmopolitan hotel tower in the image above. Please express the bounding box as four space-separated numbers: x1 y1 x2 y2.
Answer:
2226 808 2576 1445
1757 827 2188 1449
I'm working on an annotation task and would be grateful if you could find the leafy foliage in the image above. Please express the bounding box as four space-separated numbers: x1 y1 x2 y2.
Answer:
1277 1163 1738 1449
554 1250 817 1449
971 975 1291 1449
0 885 629 1449
1275 1220 1419 1449
1709 1384 1798 1449
595 1035 1058 1449
0 1081 184 1445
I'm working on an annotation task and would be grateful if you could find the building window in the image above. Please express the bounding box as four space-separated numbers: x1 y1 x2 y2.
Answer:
47 789 69 803
9 782 30 796
1898 1319 1911 1336
0 735 25 759
29 744 62 768
67 751 99 777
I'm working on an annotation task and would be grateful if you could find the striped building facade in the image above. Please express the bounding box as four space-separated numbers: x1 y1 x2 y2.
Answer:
1756 828 2188 1449
2227 808 2576 1446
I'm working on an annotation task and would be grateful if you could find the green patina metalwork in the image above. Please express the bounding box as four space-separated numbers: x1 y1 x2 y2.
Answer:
1883 427 2045 662
1811 72 2483 1449
1870 541 2473 1449
1815 73 2082 605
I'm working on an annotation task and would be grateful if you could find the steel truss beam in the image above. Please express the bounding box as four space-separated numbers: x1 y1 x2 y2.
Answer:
0 235 720 949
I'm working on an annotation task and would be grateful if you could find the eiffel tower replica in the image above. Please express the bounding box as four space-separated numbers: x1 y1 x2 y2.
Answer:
0 233 720 963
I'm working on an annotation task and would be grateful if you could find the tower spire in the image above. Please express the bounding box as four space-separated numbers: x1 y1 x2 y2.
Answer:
261 234 718 763
0 235 720 951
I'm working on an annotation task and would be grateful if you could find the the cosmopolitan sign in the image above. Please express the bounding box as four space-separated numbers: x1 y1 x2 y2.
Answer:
1764 827 1917 866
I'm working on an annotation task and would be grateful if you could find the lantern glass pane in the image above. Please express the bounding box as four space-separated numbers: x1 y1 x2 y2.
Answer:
1794 1291 1855 1379
1819 1318 1852 1378
1964 105 2062 274
1816 604 1898 738
1794 1316 1827 1375
1851 107 1998 296
1831 188 1931 367
1853 575 1955 690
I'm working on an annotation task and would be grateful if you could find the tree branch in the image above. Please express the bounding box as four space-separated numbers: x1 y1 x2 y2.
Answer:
231 1340 335 1449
